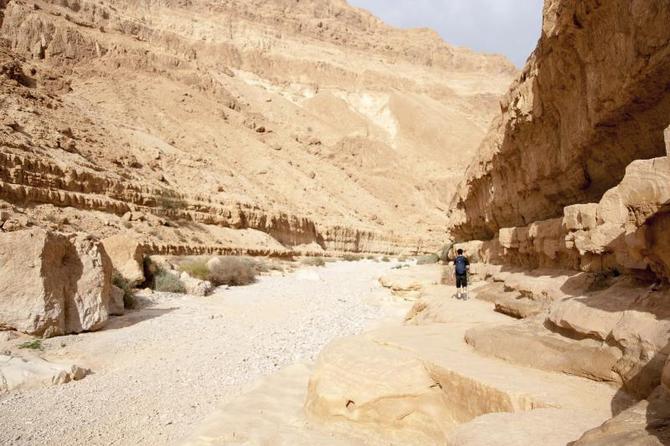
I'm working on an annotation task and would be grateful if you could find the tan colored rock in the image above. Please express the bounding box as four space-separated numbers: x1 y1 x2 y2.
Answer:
465 322 623 384
573 387 670 446
108 285 125 316
379 264 443 300
446 409 606 446
449 1 670 241
306 321 618 443
102 234 145 287
0 229 111 337
179 272 213 297
0 353 88 393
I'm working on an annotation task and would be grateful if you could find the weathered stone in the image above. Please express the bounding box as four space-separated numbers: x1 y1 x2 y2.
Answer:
449 1 670 241
0 229 112 336
573 387 670 446
108 285 125 316
179 272 213 297
0 353 88 393
101 234 145 287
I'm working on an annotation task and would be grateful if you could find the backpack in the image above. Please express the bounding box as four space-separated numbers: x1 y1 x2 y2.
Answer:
454 256 468 275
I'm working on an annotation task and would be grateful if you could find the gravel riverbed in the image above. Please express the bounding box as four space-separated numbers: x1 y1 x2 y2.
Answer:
0 261 403 446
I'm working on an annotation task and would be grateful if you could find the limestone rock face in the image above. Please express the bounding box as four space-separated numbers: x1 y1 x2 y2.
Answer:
449 0 670 241
101 235 145 287
0 228 111 336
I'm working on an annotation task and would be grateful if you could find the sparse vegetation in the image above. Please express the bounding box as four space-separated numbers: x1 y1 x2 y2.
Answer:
112 272 136 309
302 257 326 267
179 259 210 281
381 256 390 262
208 257 257 286
18 339 43 350
154 270 187 293
342 254 360 262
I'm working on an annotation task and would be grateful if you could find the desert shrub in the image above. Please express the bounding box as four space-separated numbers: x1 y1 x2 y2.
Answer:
439 244 453 263
381 256 390 262
18 339 43 350
208 257 257 286
154 270 186 293
302 257 326 267
112 272 136 309
342 254 359 262
416 253 439 265
179 259 210 281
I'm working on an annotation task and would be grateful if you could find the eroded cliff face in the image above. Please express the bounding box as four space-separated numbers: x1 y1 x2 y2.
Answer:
449 0 670 242
0 0 515 255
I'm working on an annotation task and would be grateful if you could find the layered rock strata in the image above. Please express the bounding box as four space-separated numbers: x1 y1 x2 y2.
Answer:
0 0 516 255
449 0 670 241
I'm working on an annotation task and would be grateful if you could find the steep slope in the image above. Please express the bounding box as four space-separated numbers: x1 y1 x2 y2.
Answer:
0 0 515 254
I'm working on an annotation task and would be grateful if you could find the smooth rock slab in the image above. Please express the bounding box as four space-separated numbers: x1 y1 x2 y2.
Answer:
0 354 88 393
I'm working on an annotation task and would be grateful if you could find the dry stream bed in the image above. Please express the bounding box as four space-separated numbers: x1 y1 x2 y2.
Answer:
0 261 406 446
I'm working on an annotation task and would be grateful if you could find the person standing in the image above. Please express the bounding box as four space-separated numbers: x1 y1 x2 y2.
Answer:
454 249 470 300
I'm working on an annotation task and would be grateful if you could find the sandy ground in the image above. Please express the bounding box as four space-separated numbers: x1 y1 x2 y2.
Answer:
0 261 407 446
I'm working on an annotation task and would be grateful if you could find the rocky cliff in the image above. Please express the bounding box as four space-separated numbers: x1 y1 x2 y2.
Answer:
0 0 515 255
449 0 670 242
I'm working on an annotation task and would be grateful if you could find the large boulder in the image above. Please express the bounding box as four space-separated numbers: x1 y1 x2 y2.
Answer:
101 234 145 286
0 229 112 337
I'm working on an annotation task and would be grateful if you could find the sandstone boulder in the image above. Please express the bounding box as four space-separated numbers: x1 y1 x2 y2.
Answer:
0 353 88 393
0 229 112 337
101 234 145 287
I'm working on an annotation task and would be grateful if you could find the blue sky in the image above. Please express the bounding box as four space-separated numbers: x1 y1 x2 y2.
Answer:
348 0 544 67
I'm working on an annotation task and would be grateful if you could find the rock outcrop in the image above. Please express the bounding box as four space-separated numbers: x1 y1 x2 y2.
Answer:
0 353 88 393
449 0 670 242
0 228 112 336
101 234 145 286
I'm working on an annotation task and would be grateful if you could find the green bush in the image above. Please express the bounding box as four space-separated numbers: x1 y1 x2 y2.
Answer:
154 270 186 293
208 257 257 286
18 339 43 350
381 256 390 262
342 254 360 262
179 259 210 281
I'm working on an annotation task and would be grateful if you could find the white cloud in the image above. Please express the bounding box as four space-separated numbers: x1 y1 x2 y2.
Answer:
348 0 544 67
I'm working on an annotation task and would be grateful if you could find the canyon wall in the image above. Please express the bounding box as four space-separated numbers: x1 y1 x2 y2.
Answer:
0 0 515 255
449 0 670 242
449 0 670 281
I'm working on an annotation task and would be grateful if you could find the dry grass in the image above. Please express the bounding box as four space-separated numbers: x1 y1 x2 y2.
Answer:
154 270 186 293
302 257 326 267
179 259 209 281
208 257 257 286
